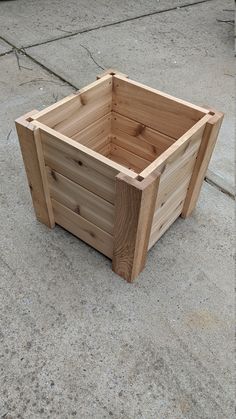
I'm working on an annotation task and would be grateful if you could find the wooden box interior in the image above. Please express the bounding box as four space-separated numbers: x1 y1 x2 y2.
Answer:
32 74 206 175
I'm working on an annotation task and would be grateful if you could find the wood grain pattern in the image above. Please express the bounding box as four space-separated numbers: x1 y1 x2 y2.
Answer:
156 158 196 209
110 143 150 172
111 112 175 161
182 111 224 217
148 200 184 250
71 113 111 152
41 130 117 203
153 132 202 211
146 127 204 249
112 172 160 281
52 199 113 258
47 167 114 234
151 178 190 234
34 123 137 203
149 179 192 250
15 71 224 283
15 111 54 228
107 153 139 174
96 142 111 157
33 120 137 177
33 75 113 138
113 75 208 138
31 93 78 121
139 113 211 178
111 132 161 162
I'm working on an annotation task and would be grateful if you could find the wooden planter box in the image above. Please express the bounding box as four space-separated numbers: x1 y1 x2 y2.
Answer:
16 69 223 282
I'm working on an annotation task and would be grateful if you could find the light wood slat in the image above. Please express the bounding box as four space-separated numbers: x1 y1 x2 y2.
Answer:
113 75 208 139
112 112 175 160
52 199 113 259
148 203 183 250
111 111 176 159
15 112 54 228
149 174 193 249
140 114 211 178
110 144 150 172
33 75 113 138
160 137 200 182
46 168 114 234
111 133 160 162
156 158 196 209
97 143 111 157
148 183 188 249
33 74 112 122
154 138 201 209
33 121 137 179
112 173 160 281
113 75 209 114
107 154 140 174
31 94 79 121
84 137 110 154
71 113 111 151
40 131 116 204
152 178 190 231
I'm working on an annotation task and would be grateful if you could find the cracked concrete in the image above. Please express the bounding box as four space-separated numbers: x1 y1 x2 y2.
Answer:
0 0 235 418
0 0 212 47
0 38 11 55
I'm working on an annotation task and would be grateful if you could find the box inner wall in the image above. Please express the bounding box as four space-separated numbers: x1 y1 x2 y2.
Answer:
32 76 205 174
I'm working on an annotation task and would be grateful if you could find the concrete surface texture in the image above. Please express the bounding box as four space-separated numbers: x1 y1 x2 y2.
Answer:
0 0 212 47
0 39 11 55
0 0 235 418
26 0 235 191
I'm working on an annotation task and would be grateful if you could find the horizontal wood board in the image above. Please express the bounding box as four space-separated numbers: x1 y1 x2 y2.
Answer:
111 112 175 161
32 75 113 138
47 167 114 234
140 114 211 178
71 113 111 151
41 129 117 204
148 121 206 248
113 75 208 139
52 199 113 258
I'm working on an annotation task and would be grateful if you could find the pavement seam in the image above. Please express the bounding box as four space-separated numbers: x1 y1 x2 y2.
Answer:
0 0 214 87
0 37 79 90
21 49 80 90
0 50 13 58
205 176 235 200
11 0 213 50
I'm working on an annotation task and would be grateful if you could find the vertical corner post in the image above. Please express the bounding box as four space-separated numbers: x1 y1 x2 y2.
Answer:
15 111 55 228
112 172 160 282
182 110 224 218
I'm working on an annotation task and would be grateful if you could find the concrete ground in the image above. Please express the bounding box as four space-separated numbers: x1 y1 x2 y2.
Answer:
0 1 234 418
